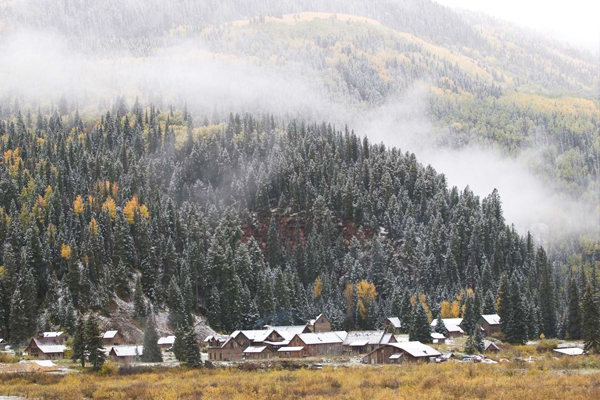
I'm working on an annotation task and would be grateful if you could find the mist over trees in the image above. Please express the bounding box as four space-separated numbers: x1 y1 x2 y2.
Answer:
0 104 596 344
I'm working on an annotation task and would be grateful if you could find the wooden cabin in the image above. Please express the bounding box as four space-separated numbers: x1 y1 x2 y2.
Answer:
278 346 305 358
287 332 344 357
484 340 500 353
243 346 272 360
478 314 502 336
109 345 143 363
343 331 396 354
364 342 441 365
102 330 125 346
431 318 464 338
431 332 446 344
307 314 332 333
157 336 175 351
25 338 66 360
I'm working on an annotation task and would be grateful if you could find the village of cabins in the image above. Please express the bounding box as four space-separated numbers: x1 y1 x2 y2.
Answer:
15 312 585 364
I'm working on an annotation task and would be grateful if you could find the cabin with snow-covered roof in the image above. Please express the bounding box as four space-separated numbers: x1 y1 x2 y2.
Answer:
102 330 124 346
109 345 144 363
25 338 66 360
477 314 502 336
364 341 441 364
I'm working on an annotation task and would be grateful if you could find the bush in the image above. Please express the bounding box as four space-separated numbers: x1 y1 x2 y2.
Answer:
536 339 560 353
0 353 19 363
98 361 118 376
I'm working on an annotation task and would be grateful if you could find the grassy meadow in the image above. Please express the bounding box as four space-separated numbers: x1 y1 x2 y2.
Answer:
0 356 599 400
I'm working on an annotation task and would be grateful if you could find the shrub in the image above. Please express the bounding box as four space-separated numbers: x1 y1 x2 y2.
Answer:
0 353 19 363
98 361 118 376
536 339 560 353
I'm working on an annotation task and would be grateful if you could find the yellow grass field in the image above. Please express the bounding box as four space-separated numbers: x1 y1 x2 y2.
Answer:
0 358 599 400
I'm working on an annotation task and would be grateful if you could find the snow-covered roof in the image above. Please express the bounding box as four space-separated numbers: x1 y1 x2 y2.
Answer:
344 330 389 346
157 336 175 345
32 338 66 354
484 340 499 350
394 334 410 343
278 346 304 352
431 332 446 340
204 334 228 343
387 341 441 358
298 332 344 345
386 317 402 329
349 340 369 347
480 314 501 325
553 348 584 356
232 329 270 341
103 330 118 339
431 318 463 327
34 360 56 367
41 332 66 338
334 331 348 341
111 345 144 357
243 346 267 354
263 325 307 335
389 353 403 360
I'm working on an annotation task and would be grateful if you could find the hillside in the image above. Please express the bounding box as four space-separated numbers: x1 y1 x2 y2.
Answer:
0 0 597 347
0 105 572 344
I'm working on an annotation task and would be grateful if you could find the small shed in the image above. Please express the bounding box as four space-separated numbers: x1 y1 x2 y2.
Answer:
431 332 446 344
25 338 66 360
102 330 125 346
157 336 176 351
243 346 272 360
484 340 500 353
278 346 305 358
109 345 144 363
0 338 7 351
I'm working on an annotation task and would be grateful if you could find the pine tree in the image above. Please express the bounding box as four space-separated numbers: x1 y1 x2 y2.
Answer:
538 248 556 338
184 327 203 368
505 281 528 344
173 325 186 362
433 310 449 337
141 314 163 362
497 274 511 336
465 324 485 354
133 279 147 319
84 315 106 371
566 275 582 340
582 285 600 353
72 316 86 367
409 301 431 343
462 294 479 335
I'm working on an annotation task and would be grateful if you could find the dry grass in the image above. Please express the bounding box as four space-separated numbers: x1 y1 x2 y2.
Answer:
0 358 598 399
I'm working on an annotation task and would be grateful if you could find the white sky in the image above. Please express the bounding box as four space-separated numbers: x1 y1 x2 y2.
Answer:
435 0 600 54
